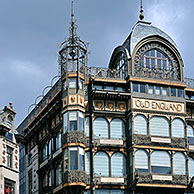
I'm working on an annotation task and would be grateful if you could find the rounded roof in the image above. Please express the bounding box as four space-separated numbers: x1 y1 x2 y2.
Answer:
128 21 177 55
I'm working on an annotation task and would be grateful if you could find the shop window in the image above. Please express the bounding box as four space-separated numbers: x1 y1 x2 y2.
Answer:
56 132 61 150
189 157 194 178
69 78 76 88
7 146 13 168
151 151 171 174
134 115 147 135
173 152 186 175
93 117 108 138
187 125 194 145
172 118 185 138
135 150 149 173
56 164 62 186
150 116 169 137
110 118 125 139
111 152 126 177
94 151 109 176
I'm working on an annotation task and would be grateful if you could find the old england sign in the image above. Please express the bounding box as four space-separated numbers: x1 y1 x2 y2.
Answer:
132 98 185 114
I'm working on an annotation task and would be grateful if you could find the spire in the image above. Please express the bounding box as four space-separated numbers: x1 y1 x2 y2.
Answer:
69 0 77 39
139 0 144 20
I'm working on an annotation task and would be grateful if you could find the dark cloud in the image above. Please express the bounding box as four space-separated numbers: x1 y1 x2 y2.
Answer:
0 0 193 126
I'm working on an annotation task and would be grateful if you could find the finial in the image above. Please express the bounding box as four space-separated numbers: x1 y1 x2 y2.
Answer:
139 0 144 20
70 0 77 38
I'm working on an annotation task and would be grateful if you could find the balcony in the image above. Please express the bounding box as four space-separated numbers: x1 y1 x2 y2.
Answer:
63 131 86 145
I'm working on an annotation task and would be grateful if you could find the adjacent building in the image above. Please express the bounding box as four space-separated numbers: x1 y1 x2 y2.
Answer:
0 103 20 194
17 1 194 194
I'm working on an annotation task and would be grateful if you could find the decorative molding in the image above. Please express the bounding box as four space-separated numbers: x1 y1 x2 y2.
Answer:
63 131 86 145
64 170 87 184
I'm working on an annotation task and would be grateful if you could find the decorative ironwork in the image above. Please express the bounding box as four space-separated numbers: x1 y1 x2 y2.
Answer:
133 134 151 145
171 137 185 148
172 175 187 185
185 78 194 89
64 170 87 184
134 43 180 80
63 131 86 145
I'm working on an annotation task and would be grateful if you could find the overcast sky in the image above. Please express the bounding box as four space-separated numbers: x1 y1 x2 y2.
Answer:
0 0 194 127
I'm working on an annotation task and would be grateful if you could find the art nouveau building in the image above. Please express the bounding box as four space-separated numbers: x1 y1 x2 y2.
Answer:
17 2 194 194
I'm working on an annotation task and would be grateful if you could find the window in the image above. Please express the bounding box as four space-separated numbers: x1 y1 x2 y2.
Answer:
63 80 67 90
79 80 83 90
94 117 108 138
106 86 114 91
150 116 169 137
173 152 186 175
189 157 194 178
79 112 84 132
7 146 13 168
56 164 62 186
69 111 77 131
4 179 15 194
162 87 168 96
178 89 183 97
42 144 47 161
188 125 194 145
151 151 171 174
140 84 146 93
110 118 125 139
42 173 48 188
64 149 68 172
28 171 33 194
48 140 52 159
94 152 109 176
85 152 90 175
111 152 126 177
172 118 185 138
69 78 76 88
135 150 148 173
85 117 90 137
69 147 84 171
48 170 52 186
117 87 125 92
134 115 147 135
63 112 68 133
133 83 138 92
148 85 154 94
155 86 161 95
56 132 61 150
95 190 126 194
171 87 176 97
94 85 103 90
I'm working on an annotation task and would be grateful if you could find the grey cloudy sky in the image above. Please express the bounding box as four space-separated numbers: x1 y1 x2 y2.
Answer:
0 0 193 126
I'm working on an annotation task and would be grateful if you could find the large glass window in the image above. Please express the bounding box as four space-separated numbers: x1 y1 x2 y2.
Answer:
7 146 13 168
111 152 126 177
173 152 186 175
134 115 147 135
110 118 125 139
187 125 194 145
151 151 171 174
56 164 62 186
135 150 149 173
150 116 169 137
94 151 109 176
172 118 185 138
94 117 108 138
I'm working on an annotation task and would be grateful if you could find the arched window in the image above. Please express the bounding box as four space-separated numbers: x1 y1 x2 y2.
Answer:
110 118 125 139
56 164 62 186
173 152 186 175
140 49 172 71
189 157 194 178
172 118 185 138
150 116 169 137
94 152 109 176
151 151 171 174
94 118 108 139
135 150 149 173
85 151 90 175
56 132 61 150
111 152 126 177
187 125 194 145
134 115 147 135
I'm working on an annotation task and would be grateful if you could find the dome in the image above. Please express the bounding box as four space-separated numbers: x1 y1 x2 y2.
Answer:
123 20 177 56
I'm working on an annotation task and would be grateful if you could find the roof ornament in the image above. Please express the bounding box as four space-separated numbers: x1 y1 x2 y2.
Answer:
69 0 77 39
139 0 144 20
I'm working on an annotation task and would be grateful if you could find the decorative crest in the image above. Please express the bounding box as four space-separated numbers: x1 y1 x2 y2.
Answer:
139 0 144 20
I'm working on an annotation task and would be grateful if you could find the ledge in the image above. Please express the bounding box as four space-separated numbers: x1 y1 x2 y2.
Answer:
39 159 48 169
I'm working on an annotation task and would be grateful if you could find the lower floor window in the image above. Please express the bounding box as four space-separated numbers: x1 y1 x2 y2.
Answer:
4 179 15 194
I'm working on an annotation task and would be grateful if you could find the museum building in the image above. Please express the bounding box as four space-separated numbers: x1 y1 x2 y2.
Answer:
17 1 194 194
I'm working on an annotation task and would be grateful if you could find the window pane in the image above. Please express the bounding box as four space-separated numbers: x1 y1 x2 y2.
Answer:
135 150 148 172
69 78 76 88
178 89 183 97
63 112 68 133
157 59 161 68
172 118 185 138
79 148 84 171
110 118 125 139
70 148 78 170
140 84 146 93
106 86 114 91
151 50 155 57
155 86 161 95
94 117 108 138
79 112 84 132
94 85 103 90
173 153 186 175
69 111 77 131
171 88 176 97
146 58 149 68
157 50 161 58
85 117 90 137
162 87 168 96
133 83 138 92
163 60 167 69
79 80 83 90
64 149 68 171
134 115 147 135
148 85 154 94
